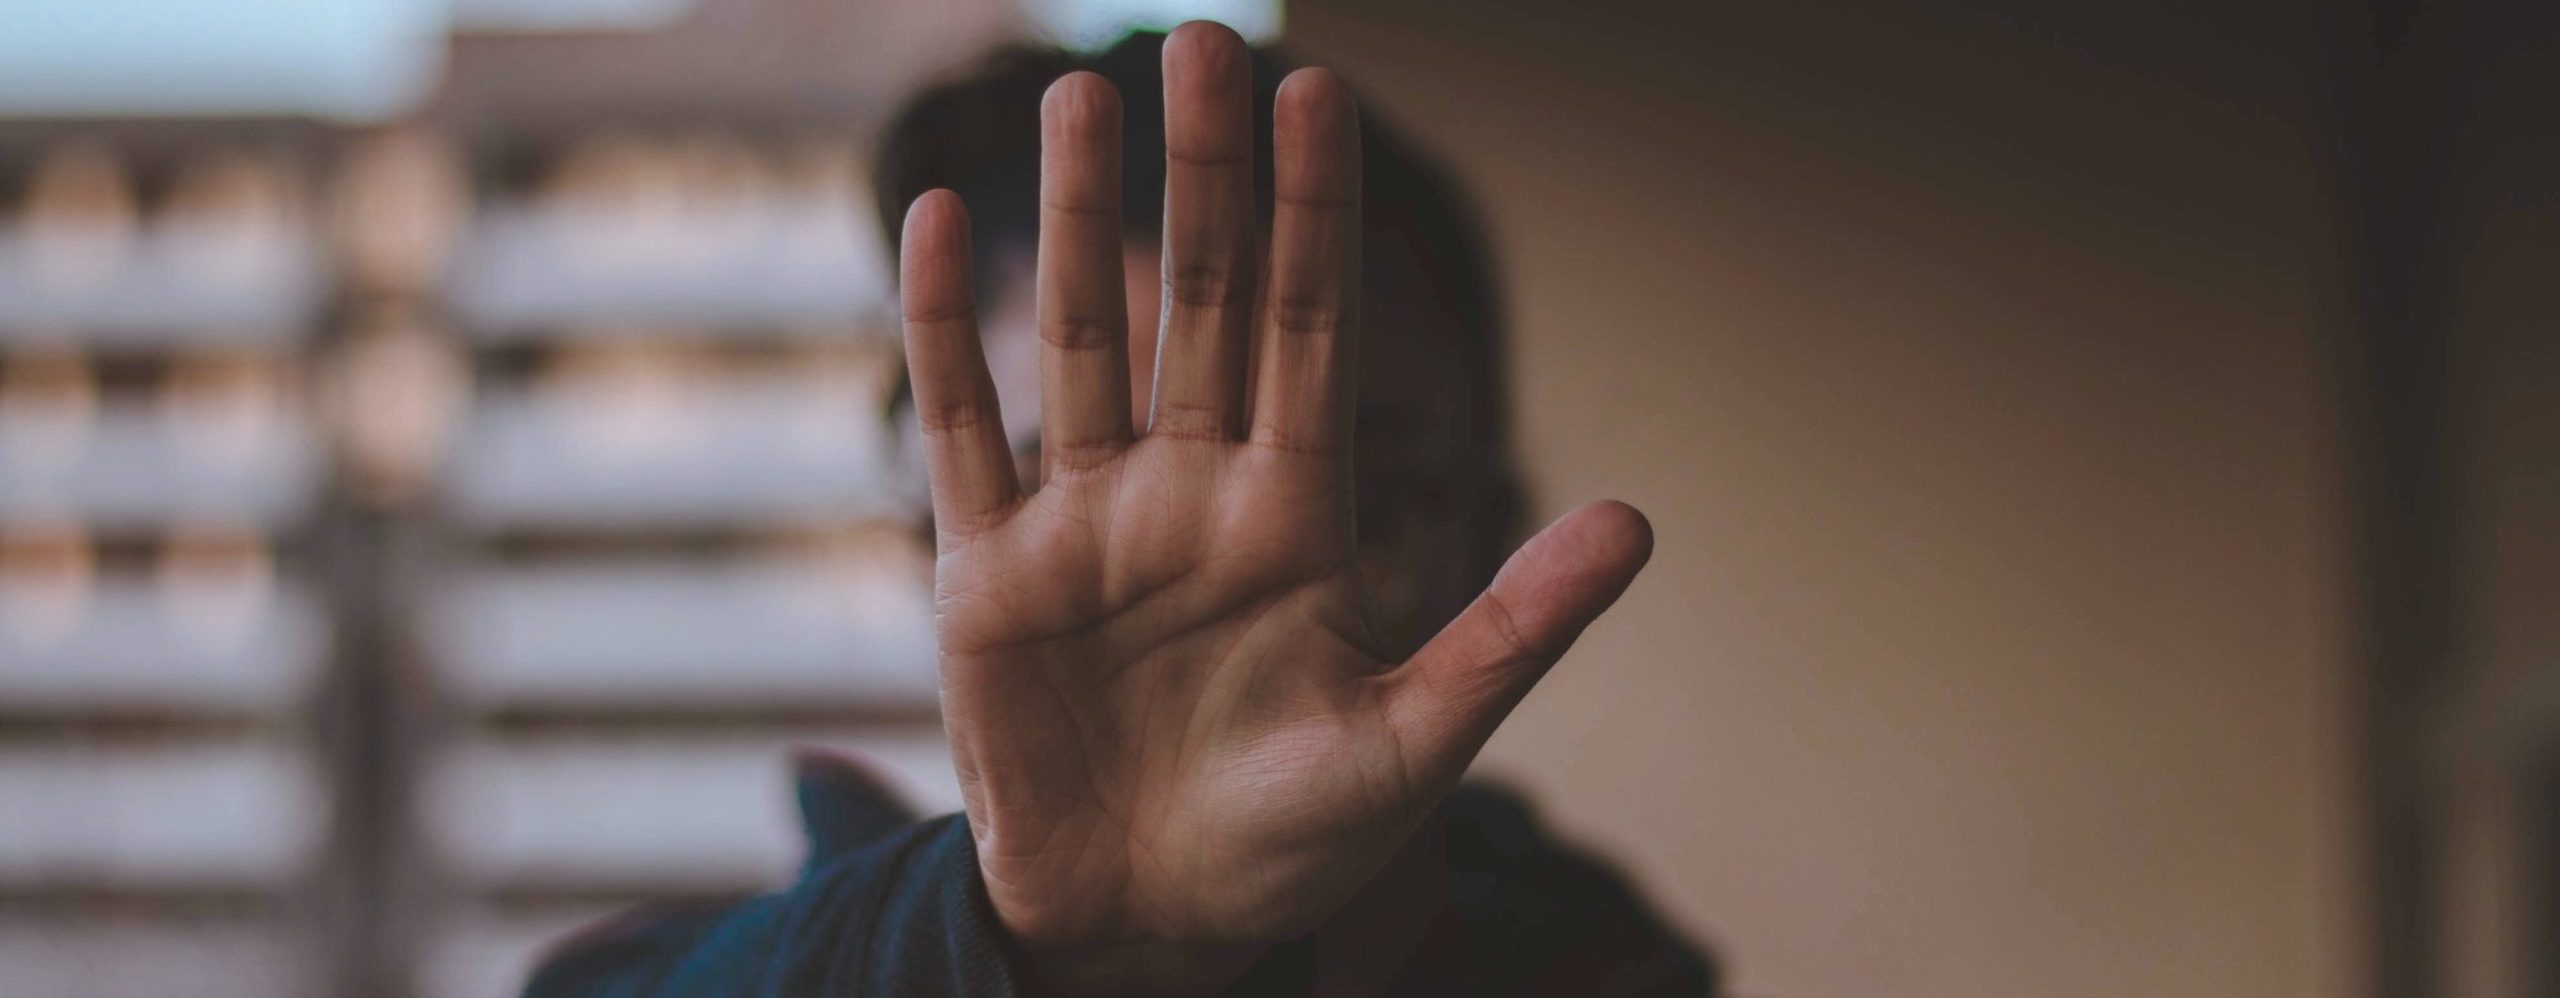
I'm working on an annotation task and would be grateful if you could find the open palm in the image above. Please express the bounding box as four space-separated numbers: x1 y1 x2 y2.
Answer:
900 23 1654 995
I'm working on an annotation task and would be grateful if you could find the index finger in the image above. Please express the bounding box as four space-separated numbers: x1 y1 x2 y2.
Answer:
901 190 1021 539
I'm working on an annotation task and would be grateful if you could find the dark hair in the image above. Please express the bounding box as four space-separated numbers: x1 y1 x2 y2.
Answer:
873 32 1522 653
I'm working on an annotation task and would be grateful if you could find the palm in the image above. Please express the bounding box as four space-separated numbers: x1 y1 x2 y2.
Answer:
898 23 1654 993
942 437 1404 945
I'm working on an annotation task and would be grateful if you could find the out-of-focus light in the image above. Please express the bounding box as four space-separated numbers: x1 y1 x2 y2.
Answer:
541 341 711 458
18 145 139 291
158 352 294 472
331 306 468 507
2 142 326 336
334 128 472 297
1024 0 1283 52
0 0 444 121
161 151 308 289
0 348 101 471
156 524 276 647
543 134 715 270
0 523 96 650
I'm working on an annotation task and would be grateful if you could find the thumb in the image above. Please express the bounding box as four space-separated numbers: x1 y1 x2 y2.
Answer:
1385 500 1654 791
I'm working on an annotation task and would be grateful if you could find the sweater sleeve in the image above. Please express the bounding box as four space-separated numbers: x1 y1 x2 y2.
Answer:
520 757 1023 998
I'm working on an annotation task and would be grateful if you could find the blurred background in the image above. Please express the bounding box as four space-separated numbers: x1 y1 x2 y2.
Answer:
0 1 2550 996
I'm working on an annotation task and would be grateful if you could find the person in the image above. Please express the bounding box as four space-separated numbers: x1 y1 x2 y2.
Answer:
524 23 1714 997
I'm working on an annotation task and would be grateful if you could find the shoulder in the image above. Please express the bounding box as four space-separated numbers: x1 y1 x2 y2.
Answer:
521 750 1018 997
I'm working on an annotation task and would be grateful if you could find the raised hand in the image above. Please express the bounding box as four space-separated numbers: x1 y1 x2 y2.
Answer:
899 22 1655 996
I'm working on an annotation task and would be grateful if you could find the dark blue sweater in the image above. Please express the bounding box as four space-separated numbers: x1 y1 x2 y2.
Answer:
522 753 1716 997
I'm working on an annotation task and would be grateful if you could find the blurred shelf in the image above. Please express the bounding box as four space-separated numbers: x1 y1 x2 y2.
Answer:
0 230 324 342
0 578 326 714
425 556 936 711
0 407 320 530
442 376 912 532
0 918 298 998
0 741 322 890
464 322 887 350
423 732 958 891
446 200 888 332
2 11 968 998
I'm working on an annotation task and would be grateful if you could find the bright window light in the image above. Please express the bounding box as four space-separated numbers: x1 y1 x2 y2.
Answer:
1023 0 1283 53
0 0 445 121
449 0 702 32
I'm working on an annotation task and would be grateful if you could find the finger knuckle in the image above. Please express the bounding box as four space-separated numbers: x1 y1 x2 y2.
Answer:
1479 591 1540 665
1043 437 1122 471
1166 263 1251 310
920 399 997 434
1148 399 1234 440
1040 316 1123 350
1269 294 1347 336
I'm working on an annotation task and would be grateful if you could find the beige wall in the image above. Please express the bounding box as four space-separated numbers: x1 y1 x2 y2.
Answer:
1290 3 2359 996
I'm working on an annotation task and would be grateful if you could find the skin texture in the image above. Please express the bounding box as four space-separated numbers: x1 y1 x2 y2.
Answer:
900 22 1656 996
